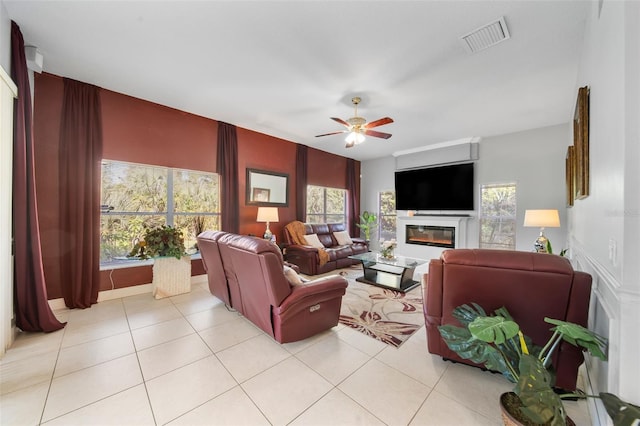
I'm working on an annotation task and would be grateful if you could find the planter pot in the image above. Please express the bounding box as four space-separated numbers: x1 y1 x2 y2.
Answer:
499 392 575 426
152 256 191 299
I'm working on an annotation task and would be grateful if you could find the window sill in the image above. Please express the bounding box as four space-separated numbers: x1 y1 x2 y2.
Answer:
100 252 202 271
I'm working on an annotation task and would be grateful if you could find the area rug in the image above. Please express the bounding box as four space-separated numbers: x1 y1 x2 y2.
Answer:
312 266 425 348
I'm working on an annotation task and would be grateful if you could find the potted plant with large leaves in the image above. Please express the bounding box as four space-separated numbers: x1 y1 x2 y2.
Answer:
439 304 638 426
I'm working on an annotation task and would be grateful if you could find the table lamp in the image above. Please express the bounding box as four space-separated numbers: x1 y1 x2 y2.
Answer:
523 209 560 253
257 207 279 240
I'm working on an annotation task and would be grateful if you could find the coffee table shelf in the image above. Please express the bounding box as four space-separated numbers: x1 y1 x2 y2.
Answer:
348 252 427 292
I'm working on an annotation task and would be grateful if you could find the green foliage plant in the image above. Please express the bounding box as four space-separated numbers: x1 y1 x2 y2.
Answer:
599 393 640 426
128 225 187 260
546 240 568 257
437 303 634 426
355 211 377 240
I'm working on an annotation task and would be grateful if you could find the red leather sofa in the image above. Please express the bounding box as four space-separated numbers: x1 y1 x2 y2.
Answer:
197 231 348 343
423 249 592 391
282 223 368 275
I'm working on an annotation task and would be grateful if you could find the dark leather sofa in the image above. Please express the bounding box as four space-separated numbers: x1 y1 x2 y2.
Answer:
423 249 592 391
197 231 348 343
282 223 369 275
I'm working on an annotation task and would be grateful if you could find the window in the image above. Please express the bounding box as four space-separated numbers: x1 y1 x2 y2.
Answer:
306 185 346 223
100 160 220 265
379 191 396 242
479 182 516 250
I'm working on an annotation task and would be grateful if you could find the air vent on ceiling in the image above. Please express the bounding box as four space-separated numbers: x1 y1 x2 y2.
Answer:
460 17 510 53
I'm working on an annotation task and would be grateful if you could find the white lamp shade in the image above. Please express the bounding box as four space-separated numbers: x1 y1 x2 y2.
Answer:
523 209 560 228
257 207 279 223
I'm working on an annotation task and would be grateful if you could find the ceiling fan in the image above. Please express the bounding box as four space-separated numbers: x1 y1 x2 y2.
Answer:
316 97 394 148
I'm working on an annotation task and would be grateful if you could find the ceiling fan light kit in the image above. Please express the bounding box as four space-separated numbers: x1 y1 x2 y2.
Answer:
345 130 365 147
316 96 394 148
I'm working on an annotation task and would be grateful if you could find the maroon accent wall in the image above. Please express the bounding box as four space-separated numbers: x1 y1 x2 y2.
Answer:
101 90 218 171
237 127 298 240
33 72 359 299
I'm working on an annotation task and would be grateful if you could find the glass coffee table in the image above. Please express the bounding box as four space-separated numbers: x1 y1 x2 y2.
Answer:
348 252 427 292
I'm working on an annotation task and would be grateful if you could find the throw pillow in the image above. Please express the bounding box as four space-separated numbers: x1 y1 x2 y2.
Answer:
283 265 304 286
303 233 325 249
333 230 353 245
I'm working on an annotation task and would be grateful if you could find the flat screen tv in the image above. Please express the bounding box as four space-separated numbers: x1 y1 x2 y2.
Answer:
395 162 475 211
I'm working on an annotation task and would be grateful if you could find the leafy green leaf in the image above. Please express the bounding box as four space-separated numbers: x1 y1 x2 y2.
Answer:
438 324 515 382
469 316 520 344
493 306 513 321
599 392 640 426
544 318 608 360
451 303 487 326
516 354 566 425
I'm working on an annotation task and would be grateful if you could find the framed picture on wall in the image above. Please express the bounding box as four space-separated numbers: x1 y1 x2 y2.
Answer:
566 145 575 207
252 187 271 202
574 86 590 200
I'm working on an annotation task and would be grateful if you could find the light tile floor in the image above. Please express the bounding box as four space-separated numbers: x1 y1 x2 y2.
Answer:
0 280 593 425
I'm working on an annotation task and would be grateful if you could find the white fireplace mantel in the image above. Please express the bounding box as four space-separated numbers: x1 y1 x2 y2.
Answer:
396 215 472 261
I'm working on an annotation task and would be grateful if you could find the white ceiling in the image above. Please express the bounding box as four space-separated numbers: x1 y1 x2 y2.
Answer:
5 0 589 161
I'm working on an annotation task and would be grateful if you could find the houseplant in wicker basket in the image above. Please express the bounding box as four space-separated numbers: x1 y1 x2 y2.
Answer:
129 225 190 299
438 303 612 426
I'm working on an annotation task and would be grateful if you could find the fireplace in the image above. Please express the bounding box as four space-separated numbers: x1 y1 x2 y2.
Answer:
405 225 455 248
397 215 469 260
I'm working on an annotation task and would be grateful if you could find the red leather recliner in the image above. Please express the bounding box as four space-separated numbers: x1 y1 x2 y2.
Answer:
424 249 592 391
197 231 348 343
197 230 232 306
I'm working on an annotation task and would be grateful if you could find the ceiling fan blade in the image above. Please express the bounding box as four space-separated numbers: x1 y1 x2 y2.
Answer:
315 130 347 137
364 117 394 129
364 129 392 139
330 117 350 127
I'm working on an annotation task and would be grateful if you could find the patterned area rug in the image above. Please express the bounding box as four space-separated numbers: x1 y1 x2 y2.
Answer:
330 266 425 348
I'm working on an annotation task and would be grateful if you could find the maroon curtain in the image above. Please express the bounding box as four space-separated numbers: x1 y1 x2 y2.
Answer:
59 78 103 308
346 158 359 237
216 122 239 233
11 22 65 332
296 144 307 221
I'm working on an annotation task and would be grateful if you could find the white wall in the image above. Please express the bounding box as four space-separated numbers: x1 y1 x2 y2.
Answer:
360 123 570 254
479 125 570 253
569 1 640 423
0 0 15 356
359 156 395 247
0 0 10 72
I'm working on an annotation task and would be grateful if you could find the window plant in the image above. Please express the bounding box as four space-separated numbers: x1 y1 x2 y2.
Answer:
128 225 187 260
356 210 377 241
437 303 639 426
